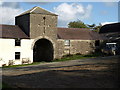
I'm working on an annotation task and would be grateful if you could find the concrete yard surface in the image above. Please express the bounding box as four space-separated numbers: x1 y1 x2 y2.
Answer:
2 55 120 88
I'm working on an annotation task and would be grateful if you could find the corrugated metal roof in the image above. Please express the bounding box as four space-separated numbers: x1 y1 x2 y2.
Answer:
0 24 29 39
57 28 106 40
16 6 57 17
99 22 120 33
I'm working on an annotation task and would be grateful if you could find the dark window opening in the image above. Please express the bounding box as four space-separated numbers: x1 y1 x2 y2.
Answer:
15 52 20 59
43 27 45 34
43 17 46 20
15 39 21 46
95 40 100 46
43 17 46 25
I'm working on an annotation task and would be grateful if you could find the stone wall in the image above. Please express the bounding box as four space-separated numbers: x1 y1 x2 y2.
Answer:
15 14 30 36
56 39 96 58
30 14 57 40
29 14 58 60
69 40 95 55
55 39 64 59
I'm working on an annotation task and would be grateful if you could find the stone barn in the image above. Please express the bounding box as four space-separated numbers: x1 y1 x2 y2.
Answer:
99 22 120 55
0 6 104 66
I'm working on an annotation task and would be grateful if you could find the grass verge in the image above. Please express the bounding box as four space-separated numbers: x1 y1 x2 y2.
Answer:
2 61 46 68
54 51 106 62
53 54 94 62
2 52 105 68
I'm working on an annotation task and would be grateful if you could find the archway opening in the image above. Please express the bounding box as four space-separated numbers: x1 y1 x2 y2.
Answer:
33 39 54 62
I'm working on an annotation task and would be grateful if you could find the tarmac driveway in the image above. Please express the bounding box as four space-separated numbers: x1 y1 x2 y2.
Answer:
2 56 120 88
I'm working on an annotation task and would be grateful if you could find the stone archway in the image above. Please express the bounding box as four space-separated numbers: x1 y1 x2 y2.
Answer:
33 38 54 62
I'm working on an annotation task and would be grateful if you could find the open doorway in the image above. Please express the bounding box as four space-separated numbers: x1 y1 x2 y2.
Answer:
33 39 54 62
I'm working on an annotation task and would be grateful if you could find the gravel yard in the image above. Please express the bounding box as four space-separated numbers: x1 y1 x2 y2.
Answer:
2 56 120 88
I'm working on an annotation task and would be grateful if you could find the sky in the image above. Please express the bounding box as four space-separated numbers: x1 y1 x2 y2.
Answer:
118 1 120 22
0 0 119 27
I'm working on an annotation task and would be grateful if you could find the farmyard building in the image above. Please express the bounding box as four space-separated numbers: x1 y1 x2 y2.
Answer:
0 6 105 66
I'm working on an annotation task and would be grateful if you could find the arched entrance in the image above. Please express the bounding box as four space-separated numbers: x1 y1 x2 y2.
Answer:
33 39 54 62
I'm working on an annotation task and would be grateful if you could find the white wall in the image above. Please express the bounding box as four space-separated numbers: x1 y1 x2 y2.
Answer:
21 39 34 64
0 38 34 67
0 39 15 66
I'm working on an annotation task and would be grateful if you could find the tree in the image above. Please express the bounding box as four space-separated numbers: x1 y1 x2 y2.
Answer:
68 20 102 33
93 23 102 32
87 24 96 30
68 20 88 28
87 23 102 32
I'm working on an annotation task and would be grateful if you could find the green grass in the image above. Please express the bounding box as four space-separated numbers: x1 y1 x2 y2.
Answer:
53 51 106 62
2 52 105 68
53 54 96 62
2 61 46 68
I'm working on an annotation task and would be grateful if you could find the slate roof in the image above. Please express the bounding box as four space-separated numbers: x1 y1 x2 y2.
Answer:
16 6 57 17
57 28 106 40
0 24 29 39
99 22 120 33
0 24 106 40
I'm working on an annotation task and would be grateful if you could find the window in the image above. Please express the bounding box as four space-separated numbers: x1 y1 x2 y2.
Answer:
15 39 21 46
15 52 20 59
95 40 100 46
64 40 70 46
43 17 46 25
43 17 46 20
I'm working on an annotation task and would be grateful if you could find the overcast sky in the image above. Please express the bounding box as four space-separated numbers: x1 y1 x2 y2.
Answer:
0 0 119 27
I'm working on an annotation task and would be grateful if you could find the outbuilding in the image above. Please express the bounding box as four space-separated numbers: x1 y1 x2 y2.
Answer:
0 6 105 66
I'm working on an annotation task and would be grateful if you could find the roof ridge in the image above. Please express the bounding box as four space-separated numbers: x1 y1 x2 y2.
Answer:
57 28 90 31
16 6 57 17
30 6 38 13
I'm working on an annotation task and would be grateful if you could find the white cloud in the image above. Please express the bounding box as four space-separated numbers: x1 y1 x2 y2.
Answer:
2 2 20 8
0 2 24 25
0 2 3 6
54 3 92 27
101 22 117 25
0 7 23 25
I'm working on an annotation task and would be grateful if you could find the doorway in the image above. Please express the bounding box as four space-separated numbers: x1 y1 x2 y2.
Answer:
33 39 54 62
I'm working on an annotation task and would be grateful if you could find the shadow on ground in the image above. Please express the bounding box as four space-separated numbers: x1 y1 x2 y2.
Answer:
3 62 119 88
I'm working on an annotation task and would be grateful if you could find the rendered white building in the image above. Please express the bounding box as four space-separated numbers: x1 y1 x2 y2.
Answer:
0 25 34 67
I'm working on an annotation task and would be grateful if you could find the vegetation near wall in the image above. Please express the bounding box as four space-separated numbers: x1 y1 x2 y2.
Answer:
68 20 88 28
68 20 102 32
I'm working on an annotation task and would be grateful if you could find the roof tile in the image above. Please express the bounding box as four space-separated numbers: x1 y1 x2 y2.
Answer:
0 25 29 39
57 28 106 40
